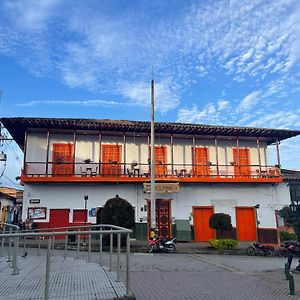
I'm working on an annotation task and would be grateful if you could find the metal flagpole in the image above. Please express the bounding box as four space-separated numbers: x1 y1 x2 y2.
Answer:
150 79 156 235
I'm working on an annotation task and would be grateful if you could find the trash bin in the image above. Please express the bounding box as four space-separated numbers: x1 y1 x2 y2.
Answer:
175 219 192 242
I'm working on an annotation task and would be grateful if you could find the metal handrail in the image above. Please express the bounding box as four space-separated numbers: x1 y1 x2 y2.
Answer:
0 224 132 300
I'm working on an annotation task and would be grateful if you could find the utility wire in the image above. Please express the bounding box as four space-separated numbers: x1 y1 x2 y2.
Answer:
5 140 22 167
2 174 19 189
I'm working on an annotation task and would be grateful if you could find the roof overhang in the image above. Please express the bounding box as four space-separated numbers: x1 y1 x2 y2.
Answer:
1 117 300 150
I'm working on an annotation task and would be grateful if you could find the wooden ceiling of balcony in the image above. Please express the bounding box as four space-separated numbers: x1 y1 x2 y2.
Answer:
2 117 300 149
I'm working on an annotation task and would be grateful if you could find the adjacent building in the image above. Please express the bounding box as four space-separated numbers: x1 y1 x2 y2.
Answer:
1 117 300 243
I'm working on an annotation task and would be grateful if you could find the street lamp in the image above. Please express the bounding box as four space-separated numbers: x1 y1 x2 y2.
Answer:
254 204 260 244
84 195 88 243
288 198 300 272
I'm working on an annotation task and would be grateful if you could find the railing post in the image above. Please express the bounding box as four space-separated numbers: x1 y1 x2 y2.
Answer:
110 231 113 271
12 235 19 275
64 234 68 259
126 233 130 297
88 229 91 263
23 236 27 256
117 233 121 282
99 229 102 266
7 227 12 262
0 226 4 257
38 237 41 256
45 237 52 300
52 235 55 256
77 234 80 259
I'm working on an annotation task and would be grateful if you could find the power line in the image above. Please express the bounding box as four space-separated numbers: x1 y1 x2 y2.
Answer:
2 174 19 189
4 140 22 167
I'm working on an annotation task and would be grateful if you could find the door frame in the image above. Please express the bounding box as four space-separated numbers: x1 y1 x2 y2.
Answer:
146 198 172 239
235 206 258 241
192 205 216 241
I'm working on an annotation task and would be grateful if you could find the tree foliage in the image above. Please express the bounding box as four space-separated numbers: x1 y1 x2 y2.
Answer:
279 206 296 228
209 213 233 237
100 195 135 229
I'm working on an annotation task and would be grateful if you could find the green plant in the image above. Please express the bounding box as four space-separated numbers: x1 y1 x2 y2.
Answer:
209 213 233 237
280 230 297 242
100 195 135 229
208 238 238 250
279 206 295 227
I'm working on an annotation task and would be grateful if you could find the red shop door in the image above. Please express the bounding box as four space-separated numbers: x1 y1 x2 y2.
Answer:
73 209 87 223
49 209 70 239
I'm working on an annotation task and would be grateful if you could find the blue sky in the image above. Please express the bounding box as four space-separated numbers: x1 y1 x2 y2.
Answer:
1 0 300 187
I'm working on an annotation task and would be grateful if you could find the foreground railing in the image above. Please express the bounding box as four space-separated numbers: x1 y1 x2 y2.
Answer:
0 224 132 300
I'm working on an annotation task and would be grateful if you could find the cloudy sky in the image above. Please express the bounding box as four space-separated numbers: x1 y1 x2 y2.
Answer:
0 0 300 187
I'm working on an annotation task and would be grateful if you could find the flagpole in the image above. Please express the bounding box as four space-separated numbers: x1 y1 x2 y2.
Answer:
150 79 156 234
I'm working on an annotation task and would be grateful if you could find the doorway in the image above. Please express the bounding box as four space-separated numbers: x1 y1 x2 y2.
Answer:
147 199 171 238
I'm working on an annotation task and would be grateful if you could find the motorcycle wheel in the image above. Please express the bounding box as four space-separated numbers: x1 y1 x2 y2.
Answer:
246 246 256 256
277 248 288 257
265 248 274 256
166 244 176 253
148 246 154 253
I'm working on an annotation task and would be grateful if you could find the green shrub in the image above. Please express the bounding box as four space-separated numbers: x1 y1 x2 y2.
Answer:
280 230 297 242
100 195 134 229
209 213 233 237
208 238 238 250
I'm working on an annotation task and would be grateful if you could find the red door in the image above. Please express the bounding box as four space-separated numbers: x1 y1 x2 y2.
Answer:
73 209 87 223
102 144 122 176
193 207 215 241
233 148 251 177
236 207 257 241
193 147 210 176
52 144 74 176
148 200 171 238
49 209 70 239
154 146 167 176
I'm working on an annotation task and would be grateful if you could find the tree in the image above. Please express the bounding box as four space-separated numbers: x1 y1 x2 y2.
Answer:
209 213 233 238
279 206 297 227
100 195 135 229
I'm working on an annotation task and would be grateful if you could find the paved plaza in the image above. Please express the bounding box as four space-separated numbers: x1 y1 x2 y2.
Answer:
1 247 300 299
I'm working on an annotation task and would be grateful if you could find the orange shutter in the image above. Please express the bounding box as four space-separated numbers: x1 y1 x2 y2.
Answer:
52 144 74 175
193 147 210 176
154 146 167 176
102 144 122 176
233 148 251 177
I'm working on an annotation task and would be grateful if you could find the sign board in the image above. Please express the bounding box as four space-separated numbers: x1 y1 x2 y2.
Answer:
143 182 179 194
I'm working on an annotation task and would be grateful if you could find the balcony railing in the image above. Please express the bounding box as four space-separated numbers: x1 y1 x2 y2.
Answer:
22 161 281 179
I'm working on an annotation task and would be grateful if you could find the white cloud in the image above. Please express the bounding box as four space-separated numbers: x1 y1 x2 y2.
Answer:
238 91 261 112
16 99 129 107
119 80 180 114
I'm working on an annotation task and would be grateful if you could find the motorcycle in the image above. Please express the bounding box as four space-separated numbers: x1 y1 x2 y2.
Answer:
246 243 274 256
148 236 177 253
277 240 299 257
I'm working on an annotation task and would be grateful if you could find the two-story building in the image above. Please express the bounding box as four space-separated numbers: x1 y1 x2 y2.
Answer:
1 117 300 243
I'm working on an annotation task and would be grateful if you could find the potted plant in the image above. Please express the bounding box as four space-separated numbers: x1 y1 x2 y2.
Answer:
84 158 92 164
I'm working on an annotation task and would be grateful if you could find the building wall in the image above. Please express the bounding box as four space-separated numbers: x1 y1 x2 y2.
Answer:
25 132 268 175
22 182 290 230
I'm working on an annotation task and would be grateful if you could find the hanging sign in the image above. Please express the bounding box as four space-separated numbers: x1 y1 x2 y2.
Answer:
143 182 179 194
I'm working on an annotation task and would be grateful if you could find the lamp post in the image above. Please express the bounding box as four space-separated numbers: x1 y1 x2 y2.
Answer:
254 204 260 244
84 195 88 243
288 198 300 272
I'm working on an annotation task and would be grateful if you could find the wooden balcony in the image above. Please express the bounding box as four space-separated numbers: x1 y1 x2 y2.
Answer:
21 162 282 184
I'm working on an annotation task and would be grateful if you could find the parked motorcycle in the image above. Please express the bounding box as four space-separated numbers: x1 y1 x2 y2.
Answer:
246 243 274 256
149 236 177 253
277 240 299 257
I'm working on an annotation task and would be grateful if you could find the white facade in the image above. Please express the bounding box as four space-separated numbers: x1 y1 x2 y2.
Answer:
22 182 290 229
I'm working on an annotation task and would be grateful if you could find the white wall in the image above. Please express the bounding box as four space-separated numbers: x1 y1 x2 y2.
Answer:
23 182 290 229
